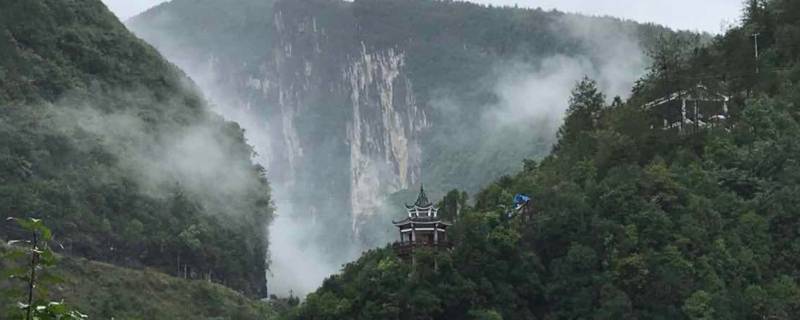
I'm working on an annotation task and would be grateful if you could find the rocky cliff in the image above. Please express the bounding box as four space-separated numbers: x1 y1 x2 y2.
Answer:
267 1 428 232
128 0 684 294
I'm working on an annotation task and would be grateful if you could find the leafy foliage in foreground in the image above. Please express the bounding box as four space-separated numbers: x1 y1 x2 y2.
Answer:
0 0 273 296
289 1 800 319
2 218 86 319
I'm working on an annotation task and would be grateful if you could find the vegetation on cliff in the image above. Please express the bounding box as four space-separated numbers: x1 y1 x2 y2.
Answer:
290 1 800 319
128 0 702 257
0 0 273 296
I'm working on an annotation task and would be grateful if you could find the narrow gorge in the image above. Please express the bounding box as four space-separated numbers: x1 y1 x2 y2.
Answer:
128 0 675 294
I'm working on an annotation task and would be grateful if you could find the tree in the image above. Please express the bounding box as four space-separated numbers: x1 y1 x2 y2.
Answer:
643 33 696 97
2 217 86 320
554 76 606 156
683 290 714 320
438 189 468 222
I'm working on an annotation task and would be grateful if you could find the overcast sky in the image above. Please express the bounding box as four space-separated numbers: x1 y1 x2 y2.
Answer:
103 0 743 34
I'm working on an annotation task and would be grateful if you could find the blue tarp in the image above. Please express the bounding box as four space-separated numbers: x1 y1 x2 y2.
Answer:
513 194 531 209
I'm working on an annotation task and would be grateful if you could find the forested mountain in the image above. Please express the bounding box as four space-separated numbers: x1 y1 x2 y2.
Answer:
287 1 800 319
128 0 697 291
3 0 799 319
0 0 273 297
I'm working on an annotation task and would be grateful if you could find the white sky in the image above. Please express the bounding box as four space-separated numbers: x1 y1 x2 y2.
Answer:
475 0 743 34
102 0 166 21
102 0 743 33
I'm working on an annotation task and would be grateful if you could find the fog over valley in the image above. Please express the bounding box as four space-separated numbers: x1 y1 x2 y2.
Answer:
127 0 663 296
12 1 800 319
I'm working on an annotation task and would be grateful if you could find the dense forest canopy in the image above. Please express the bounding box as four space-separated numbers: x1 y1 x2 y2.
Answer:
288 0 800 319
127 0 700 199
4 0 800 319
346 0 699 195
0 0 273 296
127 2 701 290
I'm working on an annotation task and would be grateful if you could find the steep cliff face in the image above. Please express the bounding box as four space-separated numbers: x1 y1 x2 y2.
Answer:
129 0 681 294
345 44 427 229
131 3 425 284
251 0 428 233
128 0 675 239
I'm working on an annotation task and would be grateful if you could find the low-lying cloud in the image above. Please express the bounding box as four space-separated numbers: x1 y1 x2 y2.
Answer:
125 9 653 298
483 15 647 133
47 91 268 218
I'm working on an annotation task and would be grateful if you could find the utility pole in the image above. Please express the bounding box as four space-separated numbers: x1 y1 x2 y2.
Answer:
752 32 760 74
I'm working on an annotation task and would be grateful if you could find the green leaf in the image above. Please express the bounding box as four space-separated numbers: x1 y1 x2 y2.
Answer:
2 249 27 260
39 248 57 266
38 272 64 285
15 217 36 232
47 301 67 314
3 267 29 279
39 226 52 241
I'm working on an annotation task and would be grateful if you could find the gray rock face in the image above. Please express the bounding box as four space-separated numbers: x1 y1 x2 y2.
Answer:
265 3 427 237
130 4 431 274
129 1 666 292
344 44 427 232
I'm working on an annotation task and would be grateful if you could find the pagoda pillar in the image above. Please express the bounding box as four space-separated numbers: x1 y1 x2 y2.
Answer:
433 222 439 244
681 98 687 132
411 223 416 243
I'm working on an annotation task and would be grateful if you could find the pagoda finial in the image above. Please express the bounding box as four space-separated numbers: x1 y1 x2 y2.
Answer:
414 184 431 207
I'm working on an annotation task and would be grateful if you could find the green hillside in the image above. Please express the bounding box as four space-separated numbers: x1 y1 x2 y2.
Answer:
289 1 800 319
0 243 276 319
0 0 272 296
128 0 704 258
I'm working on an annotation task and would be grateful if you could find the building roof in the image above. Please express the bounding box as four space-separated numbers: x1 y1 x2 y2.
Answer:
642 84 729 110
405 185 432 209
392 183 455 226
392 216 452 226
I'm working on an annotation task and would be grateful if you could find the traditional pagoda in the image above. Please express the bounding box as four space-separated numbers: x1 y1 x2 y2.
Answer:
392 185 452 258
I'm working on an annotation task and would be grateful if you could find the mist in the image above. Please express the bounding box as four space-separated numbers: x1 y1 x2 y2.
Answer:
267 197 362 295
422 14 648 199
484 15 647 132
47 91 269 214
184 64 349 297
126 21 345 295
125 8 650 298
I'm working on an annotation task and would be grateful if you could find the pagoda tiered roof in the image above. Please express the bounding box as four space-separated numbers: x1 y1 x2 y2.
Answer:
392 216 452 226
394 185 449 226
405 184 432 209
400 185 440 219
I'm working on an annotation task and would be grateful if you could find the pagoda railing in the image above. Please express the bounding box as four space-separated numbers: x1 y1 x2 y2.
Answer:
393 240 452 257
